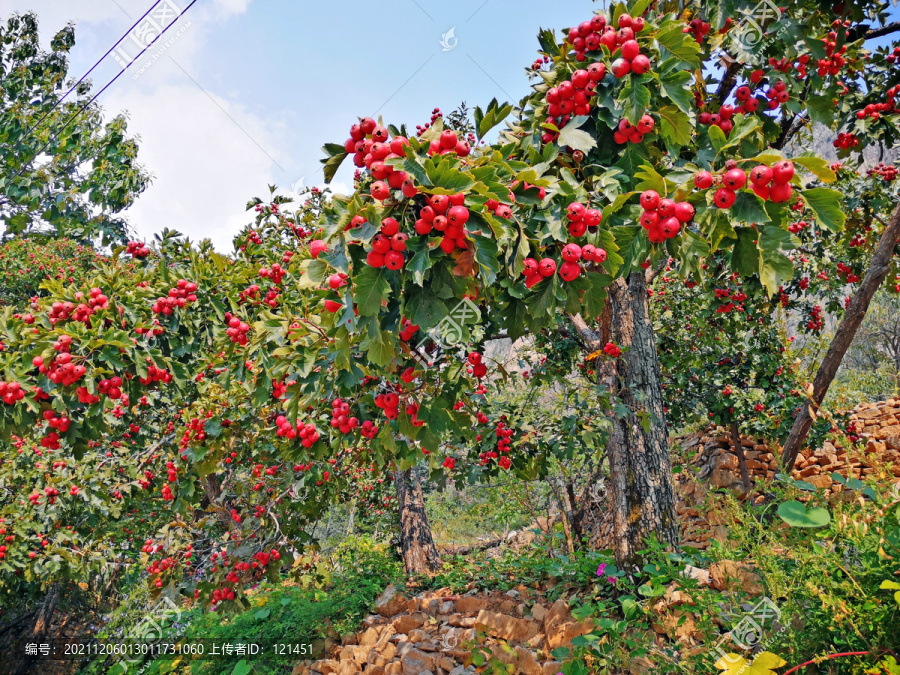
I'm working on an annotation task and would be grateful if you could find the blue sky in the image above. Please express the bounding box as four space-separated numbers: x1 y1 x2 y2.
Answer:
1 0 898 250
0 0 595 250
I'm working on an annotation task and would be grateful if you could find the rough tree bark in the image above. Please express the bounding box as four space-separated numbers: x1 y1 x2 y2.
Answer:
11 584 60 675
780 201 900 471
571 271 679 567
731 419 753 493
393 467 441 575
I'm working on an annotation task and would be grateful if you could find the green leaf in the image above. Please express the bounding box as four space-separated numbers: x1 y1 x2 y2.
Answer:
777 501 831 528
655 21 702 67
619 77 651 126
659 70 695 114
353 267 390 316
657 106 693 146
708 125 727 153
320 143 348 184
731 227 760 278
558 116 597 154
425 157 476 193
730 192 770 224
473 235 501 285
406 290 446 329
792 156 837 184
474 98 514 141
360 318 395 367
802 187 846 232
232 661 253 675
254 609 271 619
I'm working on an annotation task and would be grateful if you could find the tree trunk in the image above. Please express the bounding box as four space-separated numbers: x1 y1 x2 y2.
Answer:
780 201 900 471
394 467 441 575
731 419 753 493
571 272 679 567
11 584 60 675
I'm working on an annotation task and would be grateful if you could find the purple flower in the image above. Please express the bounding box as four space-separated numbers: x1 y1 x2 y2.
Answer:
596 563 607 576
607 576 617 584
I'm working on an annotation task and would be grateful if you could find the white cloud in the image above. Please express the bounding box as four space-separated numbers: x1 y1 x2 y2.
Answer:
104 82 284 252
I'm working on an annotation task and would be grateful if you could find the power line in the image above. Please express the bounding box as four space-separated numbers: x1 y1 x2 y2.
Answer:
18 0 166 147
4 0 200 187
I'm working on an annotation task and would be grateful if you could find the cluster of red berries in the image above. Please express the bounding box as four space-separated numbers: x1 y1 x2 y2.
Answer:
733 86 762 114
0 381 25 405
135 318 164 336
39 431 61 450
806 304 824 332
258 263 285 284
414 194 471 254
327 272 348 291
567 12 645 62
361 420 379 439
239 284 281 308
346 118 414 190
603 342 621 358
126 240 150 258
857 99 897 121
543 64 606 144
427 129 471 158
152 279 198 315
698 104 736 135
816 30 848 76
365 216 409 269
684 17 711 42
75 386 100 405
97 376 124 400
68 288 110 325
867 163 898 181
374 392 400 420
639 190 694 243
787 220 809 234
41 410 70 434
224 313 251 345
415 107 444 136
768 54 810 77
179 417 207 450
836 262 861 283
466 352 488 378
565 201 603 236
484 198 512 220
405 402 426 427
613 114 655 144
833 132 860 149
886 45 900 63
399 318 420 342
330 398 360 434
610 36 650 78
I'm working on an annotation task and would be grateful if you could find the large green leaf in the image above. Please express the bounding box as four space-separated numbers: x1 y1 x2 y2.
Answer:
655 21 702 67
777 501 831 528
657 105 692 146
353 267 391 315
474 98 514 141
802 187 845 232
619 77 651 126
730 192 770 224
405 289 446 329
558 117 598 154
658 70 694 114
320 143 348 184
792 156 837 183
474 235 501 285
731 227 760 277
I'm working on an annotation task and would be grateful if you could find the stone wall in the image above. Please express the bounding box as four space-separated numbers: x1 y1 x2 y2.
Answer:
674 398 900 549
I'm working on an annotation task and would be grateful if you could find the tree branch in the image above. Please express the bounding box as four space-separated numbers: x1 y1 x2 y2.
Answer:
865 22 900 40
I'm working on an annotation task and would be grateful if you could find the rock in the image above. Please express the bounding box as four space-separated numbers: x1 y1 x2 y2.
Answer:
454 596 488 613
629 656 656 675
715 453 739 471
474 610 539 642
407 628 427 643
709 560 764 595
438 600 455 615
375 585 409 617
682 565 712 586
531 603 548 622
711 468 738 488
542 663 564 675
401 649 434 675
547 619 594 649
392 614 423 634
807 474 833 489
358 627 379 648
315 661 340 675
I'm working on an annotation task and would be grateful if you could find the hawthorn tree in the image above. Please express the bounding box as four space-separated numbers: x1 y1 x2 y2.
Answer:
0 12 149 245
3 0 900 614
